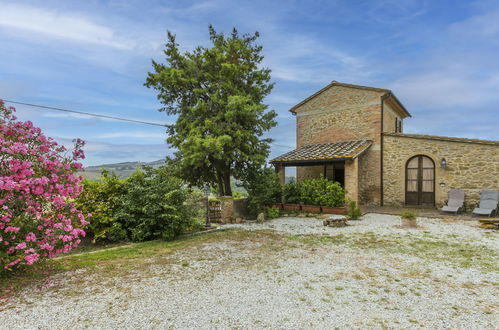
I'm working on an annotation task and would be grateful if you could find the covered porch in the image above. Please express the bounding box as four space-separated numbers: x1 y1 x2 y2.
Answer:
270 140 373 203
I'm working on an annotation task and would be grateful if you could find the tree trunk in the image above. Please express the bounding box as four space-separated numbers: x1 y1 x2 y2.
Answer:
216 171 224 196
223 169 232 196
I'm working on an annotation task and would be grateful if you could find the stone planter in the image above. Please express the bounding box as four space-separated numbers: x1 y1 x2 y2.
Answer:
321 206 347 215
301 205 321 213
283 204 301 211
401 218 417 228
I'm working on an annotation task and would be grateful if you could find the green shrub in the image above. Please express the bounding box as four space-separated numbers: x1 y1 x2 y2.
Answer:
240 166 282 217
76 171 127 243
115 166 198 242
184 188 205 231
77 167 200 243
265 206 280 219
283 176 345 207
347 200 362 220
298 178 320 205
400 211 419 220
283 178 300 204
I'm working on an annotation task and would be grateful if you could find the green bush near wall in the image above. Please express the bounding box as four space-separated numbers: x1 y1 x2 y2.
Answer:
284 176 346 207
240 166 282 217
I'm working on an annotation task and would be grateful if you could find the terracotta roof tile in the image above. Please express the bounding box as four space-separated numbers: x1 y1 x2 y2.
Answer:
271 139 372 164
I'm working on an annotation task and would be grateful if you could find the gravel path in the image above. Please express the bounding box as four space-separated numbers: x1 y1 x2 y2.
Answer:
225 213 499 249
2 214 498 329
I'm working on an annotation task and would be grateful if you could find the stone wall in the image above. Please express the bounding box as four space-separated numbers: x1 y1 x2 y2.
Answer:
383 134 499 209
294 85 384 204
358 147 381 204
220 196 233 223
383 103 401 133
344 158 359 203
296 165 323 181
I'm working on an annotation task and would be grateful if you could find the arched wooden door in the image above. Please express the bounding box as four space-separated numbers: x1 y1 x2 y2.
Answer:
405 155 435 206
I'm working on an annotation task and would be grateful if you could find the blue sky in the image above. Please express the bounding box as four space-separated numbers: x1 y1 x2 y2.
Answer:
1 0 498 166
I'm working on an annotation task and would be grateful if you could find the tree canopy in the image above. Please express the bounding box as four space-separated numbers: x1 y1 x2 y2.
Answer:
145 26 277 196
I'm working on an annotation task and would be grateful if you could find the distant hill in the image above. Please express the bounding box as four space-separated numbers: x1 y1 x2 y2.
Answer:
82 159 165 180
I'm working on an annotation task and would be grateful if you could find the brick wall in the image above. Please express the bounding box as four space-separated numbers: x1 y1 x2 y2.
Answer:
383 134 499 209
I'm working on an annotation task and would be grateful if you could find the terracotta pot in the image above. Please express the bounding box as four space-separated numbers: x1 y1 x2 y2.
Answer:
301 205 321 213
283 204 301 211
401 218 417 228
321 206 347 215
267 203 283 210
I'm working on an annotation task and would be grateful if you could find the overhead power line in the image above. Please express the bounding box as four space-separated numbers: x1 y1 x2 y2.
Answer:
3 100 169 127
2 99 292 149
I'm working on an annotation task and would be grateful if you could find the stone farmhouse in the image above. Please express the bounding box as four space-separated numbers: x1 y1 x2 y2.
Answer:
271 81 499 209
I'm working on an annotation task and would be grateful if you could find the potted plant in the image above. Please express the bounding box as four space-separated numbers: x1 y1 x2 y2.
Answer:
283 203 301 211
283 180 301 211
321 205 348 214
400 211 419 228
301 203 321 213
318 180 347 214
266 202 283 210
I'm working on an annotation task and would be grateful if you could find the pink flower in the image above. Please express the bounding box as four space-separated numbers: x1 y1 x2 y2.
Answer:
0 100 87 269
25 232 37 242
4 226 20 233
15 242 27 250
24 253 39 265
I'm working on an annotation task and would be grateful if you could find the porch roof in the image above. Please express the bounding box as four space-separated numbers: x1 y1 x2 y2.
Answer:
270 139 372 166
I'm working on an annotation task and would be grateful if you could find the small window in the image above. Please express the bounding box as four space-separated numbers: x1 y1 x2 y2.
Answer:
395 118 403 133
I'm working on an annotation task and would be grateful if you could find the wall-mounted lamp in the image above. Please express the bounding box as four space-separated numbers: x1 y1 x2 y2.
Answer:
440 158 447 169
439 182 446 188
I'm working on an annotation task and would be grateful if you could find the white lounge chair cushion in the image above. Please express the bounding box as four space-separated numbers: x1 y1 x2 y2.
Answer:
473 207 494 215
442 205 460 212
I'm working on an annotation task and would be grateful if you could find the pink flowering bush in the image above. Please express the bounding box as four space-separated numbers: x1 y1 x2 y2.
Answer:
0 100 89 271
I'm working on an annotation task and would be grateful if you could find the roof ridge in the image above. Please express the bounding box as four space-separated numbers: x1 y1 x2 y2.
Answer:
302 139 372 146
289 80 391 114
383 133 499 145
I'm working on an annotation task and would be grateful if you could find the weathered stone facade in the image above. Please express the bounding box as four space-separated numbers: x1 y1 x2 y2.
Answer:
292 83 407 205
383 134 499 209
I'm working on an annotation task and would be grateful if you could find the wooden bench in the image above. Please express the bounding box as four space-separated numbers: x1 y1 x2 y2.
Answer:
479 218 499 229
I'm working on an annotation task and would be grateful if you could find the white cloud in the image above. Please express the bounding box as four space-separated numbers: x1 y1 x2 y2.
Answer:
0 3 136 49
263 35 372 84
386 8 499 110
390 72 499 108
448 10 499 40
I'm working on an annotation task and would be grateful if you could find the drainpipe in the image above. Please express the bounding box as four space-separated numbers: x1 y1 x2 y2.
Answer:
380 92 391 207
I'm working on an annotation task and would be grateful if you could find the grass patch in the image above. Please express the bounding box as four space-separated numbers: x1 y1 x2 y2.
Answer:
288 231 498 272
0 229 283 300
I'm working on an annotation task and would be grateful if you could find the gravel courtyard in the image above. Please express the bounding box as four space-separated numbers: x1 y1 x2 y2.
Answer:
2 214 498 329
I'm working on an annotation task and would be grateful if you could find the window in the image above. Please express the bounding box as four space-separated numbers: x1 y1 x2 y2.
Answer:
395 118 403 133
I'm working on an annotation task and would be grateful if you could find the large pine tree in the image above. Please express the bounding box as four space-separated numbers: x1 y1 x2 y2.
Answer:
145 26 277 196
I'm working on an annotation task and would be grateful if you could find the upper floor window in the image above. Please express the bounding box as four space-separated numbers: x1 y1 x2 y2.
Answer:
395 118 403 133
